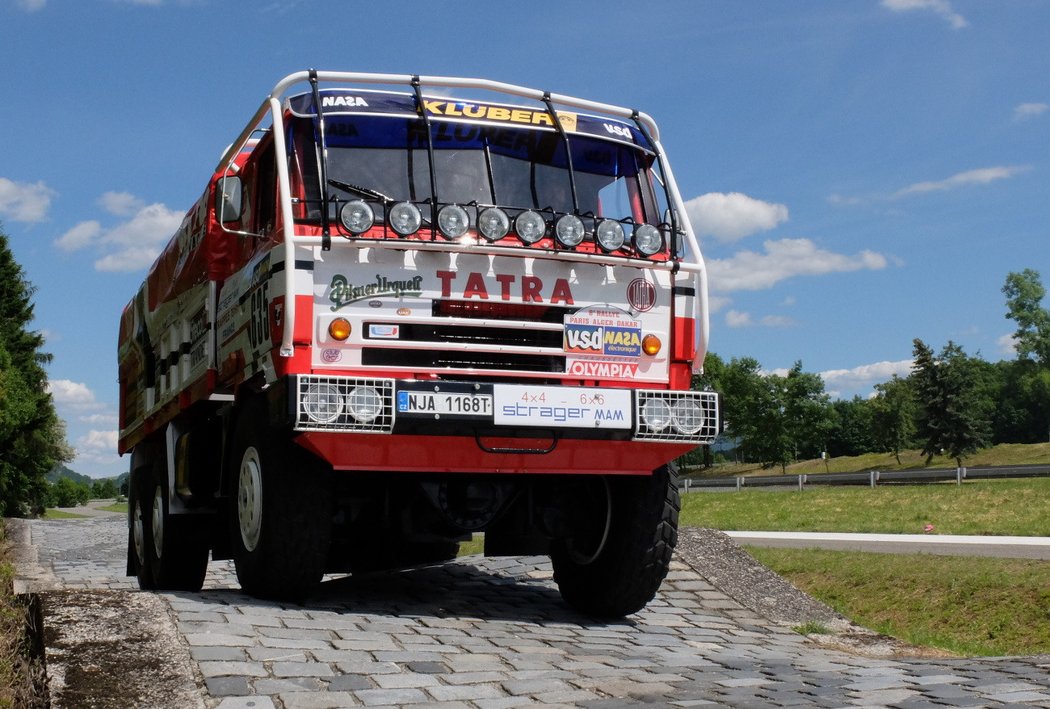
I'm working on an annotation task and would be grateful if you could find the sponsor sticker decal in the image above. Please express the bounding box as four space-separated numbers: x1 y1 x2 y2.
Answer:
368 324 400 339
321 348 342 363
563 306 641 358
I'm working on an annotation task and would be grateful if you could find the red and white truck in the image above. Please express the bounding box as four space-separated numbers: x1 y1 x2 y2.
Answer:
118 70 718 617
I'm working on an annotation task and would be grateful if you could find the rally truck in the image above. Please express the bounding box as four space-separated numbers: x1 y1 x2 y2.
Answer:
118 70 719 617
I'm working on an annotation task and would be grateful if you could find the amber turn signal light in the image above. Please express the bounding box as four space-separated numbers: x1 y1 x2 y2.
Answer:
328 318 352 341
642 334 662 356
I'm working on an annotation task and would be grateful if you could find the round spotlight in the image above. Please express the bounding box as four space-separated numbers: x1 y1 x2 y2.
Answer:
340 200 375 235
514 210 546 244
389 202 422 236
671 398 704 435
641 397 671 432
478 208 510 241
346 386 383 424
303 383 344 424
633 224 663 256
437 204 470 239
595 219 625 252
555 214 585 247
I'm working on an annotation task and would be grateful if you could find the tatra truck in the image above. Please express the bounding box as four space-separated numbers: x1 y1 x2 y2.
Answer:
118 71 718 617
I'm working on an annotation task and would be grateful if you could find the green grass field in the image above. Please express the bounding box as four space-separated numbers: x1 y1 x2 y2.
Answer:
680 463 1050 657
680 478 1050 536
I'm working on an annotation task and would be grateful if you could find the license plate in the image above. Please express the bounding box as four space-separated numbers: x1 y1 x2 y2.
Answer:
397 391 492 417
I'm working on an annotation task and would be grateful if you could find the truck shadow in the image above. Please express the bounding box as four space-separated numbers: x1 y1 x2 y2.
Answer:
186 557 637 628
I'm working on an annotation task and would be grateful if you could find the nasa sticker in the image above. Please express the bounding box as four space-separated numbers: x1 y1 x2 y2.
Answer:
627 278 656 312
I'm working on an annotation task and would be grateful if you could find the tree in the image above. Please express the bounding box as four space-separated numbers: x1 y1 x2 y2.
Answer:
714 357 833 471
1002 269 1050 366
911 339 990 466
869 376 916 464
826 397 876 458
0 226 71 516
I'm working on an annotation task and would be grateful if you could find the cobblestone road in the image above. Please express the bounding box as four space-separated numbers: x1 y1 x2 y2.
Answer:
13 515 1050 708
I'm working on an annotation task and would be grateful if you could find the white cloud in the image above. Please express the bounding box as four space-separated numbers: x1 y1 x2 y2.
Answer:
1014 103 1049 122
997 333 1018 357
79 413 120 426
16 0 46 11
892 166 1030 198
98 191 145 216
55 220 102 252
52 199 183 272
725 310 794 329
47 379 103 409
0 177 54 223
708 238 888 292
77 430 119 452
684 192 789 243
820 359 914 398
881 0 968 29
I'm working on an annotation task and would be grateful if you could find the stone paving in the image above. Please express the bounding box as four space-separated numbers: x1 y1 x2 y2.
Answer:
14 515 1050 708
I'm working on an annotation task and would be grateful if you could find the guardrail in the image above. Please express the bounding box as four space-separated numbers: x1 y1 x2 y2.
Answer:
679 464 1050 493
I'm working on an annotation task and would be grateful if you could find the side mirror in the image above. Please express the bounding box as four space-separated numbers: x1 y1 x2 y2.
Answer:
215 176 243 223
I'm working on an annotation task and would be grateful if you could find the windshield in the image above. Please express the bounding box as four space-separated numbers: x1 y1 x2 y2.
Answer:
289 114 665 230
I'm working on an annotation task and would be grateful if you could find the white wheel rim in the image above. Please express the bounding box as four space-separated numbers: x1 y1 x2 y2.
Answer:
132 497 147 567
238 446 264 552
151 484 165 560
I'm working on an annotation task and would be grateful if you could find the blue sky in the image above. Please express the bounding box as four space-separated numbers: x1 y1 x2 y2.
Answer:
2 0 1047 478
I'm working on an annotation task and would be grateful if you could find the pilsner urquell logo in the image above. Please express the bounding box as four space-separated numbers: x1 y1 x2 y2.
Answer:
329 274 424 310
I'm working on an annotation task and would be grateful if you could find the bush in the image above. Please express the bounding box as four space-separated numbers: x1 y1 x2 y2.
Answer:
49 478 89 508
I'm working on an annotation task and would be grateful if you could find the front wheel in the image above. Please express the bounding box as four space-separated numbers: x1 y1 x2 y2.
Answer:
229 402 333 601
551 465 680 618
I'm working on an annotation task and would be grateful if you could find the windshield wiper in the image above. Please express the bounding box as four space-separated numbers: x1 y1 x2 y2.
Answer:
327 178 393 203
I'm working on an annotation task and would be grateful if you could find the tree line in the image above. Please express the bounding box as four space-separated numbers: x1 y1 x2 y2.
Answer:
0 225 71 516
692 269 1050 471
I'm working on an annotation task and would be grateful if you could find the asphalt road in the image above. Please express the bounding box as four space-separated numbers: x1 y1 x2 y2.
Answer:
727 531 1050 560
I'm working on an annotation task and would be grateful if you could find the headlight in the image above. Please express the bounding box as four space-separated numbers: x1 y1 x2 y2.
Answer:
437 204 470 239
671 399 704 435
640 397 671 431
514 210 546 244
389 202 422 236
555 214 585 247
340 200 375 235
346 386 383 424
478 208 510 241
595 219 625 252
633 224 663 256
303 384 344 424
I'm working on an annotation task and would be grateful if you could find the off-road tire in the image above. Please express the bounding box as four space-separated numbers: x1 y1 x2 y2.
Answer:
143 459 210 591
551 464 680 618
229 401 333 601
129 467 157 591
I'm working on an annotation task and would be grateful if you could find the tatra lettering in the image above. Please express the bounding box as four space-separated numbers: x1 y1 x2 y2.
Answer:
436 271 574 305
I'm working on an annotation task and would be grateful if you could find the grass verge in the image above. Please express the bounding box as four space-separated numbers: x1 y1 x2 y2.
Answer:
0 520 46 708
749 546 1050 657
680 478 1050 536
41 509 88 520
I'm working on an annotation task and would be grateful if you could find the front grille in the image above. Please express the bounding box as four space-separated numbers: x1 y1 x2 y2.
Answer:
362 348 564 373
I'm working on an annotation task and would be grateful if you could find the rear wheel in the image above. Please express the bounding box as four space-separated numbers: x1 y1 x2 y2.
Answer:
551 464 680 618
143 460 210 591
130 468 155 590
229 401 333 601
